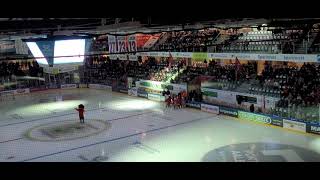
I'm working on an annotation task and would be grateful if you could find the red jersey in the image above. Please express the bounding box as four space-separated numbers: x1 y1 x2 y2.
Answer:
177 96 182 104
165 97 172 105
76 108 85 117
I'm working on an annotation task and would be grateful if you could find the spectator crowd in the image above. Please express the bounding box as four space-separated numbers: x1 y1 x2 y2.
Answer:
261 63 320 120
156 29 220 52
0 60 43 84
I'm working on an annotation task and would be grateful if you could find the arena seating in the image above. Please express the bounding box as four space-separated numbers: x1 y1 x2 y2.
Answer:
0 60 43 88
82 56 178 84
88 26 320 54
147 27 320 54
215 29 307 54
91 35 108 52
153 29 220 52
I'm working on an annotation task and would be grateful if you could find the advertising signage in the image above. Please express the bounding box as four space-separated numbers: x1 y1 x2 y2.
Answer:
238 111 272 125
219 106 238 117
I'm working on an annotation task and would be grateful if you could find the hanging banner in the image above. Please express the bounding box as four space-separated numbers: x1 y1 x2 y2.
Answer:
85 39 93 54
136 34 153 49
108 35 117 53
142 34 161 49
116 36 127 53
127 35 137 52
36 40 55 66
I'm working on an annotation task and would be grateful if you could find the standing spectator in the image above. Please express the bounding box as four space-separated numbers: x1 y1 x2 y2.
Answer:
250 104 255 112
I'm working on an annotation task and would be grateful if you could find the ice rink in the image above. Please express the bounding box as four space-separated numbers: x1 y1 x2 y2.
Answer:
1 88 320 162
